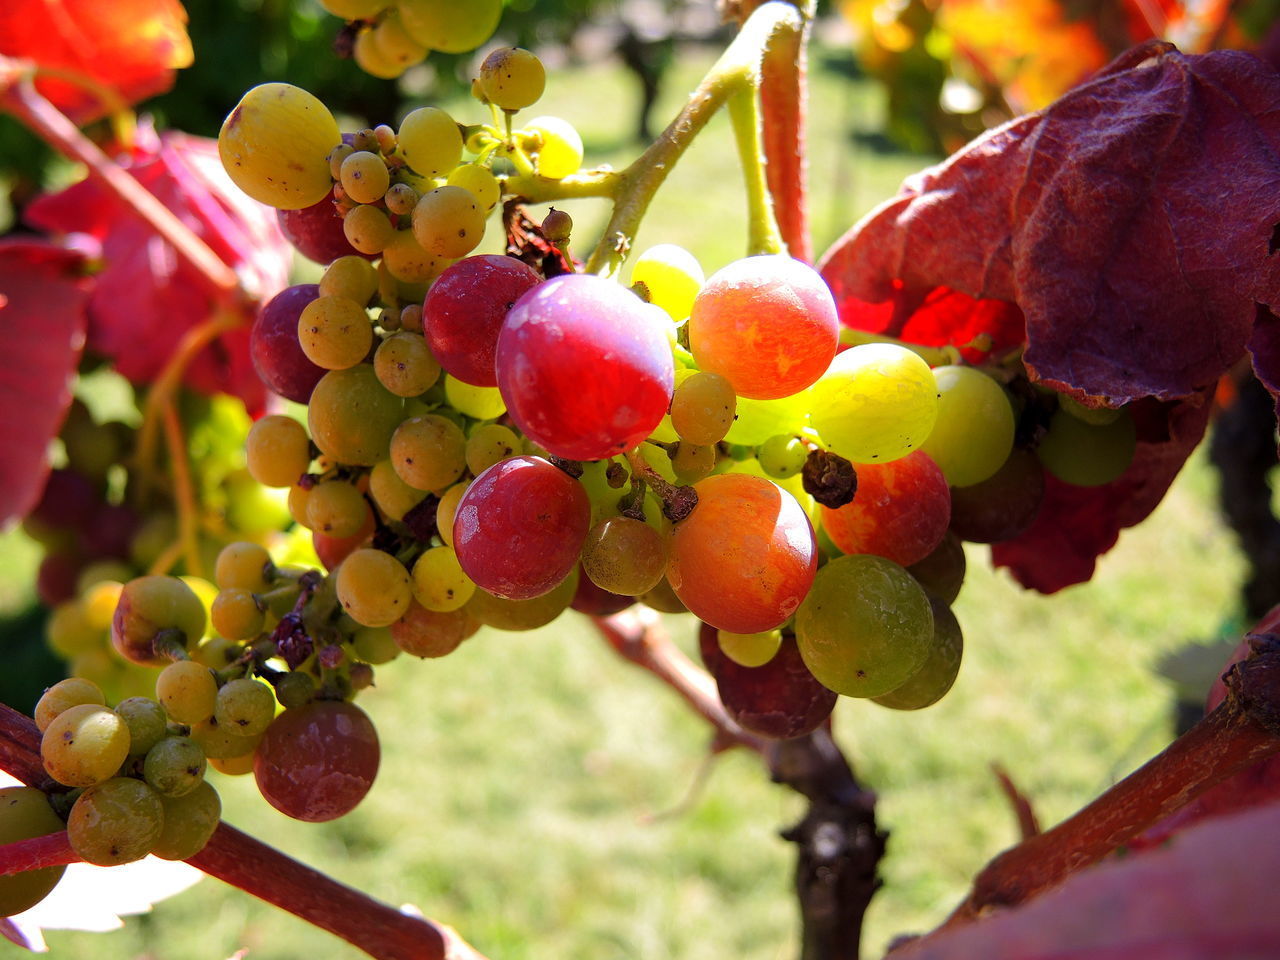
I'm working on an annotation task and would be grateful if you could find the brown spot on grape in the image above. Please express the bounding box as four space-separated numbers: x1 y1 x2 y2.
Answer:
856 669 867 678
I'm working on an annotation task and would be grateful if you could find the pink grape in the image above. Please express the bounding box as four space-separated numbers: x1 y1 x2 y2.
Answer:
453 456 590 600
251 284 327 403
253 700 379 822
495 273 674 461
276 199 370 265
423 255 541 386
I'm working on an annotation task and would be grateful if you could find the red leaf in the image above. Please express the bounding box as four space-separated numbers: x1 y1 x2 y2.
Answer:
0 0 192 125
0 240 90 527
26 129 291 413
892 800 1280 960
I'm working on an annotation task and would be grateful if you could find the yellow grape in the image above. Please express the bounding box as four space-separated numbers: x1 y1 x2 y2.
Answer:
67 778 163 866
411 186 485 259
436 482 468 546
319 0 384 17
397 0 501 53
215 542 272 593
444 374 505 419
352 26 405 79
308 364 404 467
336 549 413 627
478 47 546 111
411 546 476 612
34 677 106 732
371 8 427 71
343 204 396 255
717 628 783 668
381 229 451 283
339 151 391 205
0 787 67 915
306 480 370 538
524 116 583 179
397 107 463 178
369 460 428 521
246 415 311 488
465 423 519 476
375 331 442 397
155 660 218 725
447 164 500 210
40 704 130 787
390 415 467 492
630 244 704 322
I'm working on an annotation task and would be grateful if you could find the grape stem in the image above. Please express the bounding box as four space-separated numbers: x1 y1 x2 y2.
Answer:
623 449 698 522
728 84 783 257
0 832 79 876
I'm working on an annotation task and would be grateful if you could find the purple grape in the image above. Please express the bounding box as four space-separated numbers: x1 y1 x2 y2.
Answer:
495 274 674 461
251 284 326 403
82 503 140 559
30 468 101 530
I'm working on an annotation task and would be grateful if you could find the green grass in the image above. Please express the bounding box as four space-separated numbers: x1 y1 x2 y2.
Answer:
3 41 1250 960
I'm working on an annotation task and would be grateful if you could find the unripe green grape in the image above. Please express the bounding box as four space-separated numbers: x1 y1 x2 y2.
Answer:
371 9 427 71
411 546 475 612
464 569 577 631
189 717 262 760
214 677 276 738
1036 407 1137 487
390 415 467 492
142 736 208 797
308 364 404 467
343 203 395 255
218 83 340 210
369 459 428 521
810 344 938 464
34 677 106 732
630 244 704 322
444 375 506 420
0 787 67 916
724 390 810 446
447 163 500 210
210 588 266 641
412 186 485 259
525 116 583 180
375 331 441 397
337 549 413 627
580 517 666 596
717 628 783 668
111 576 208 666
671 442 716 484
352 26 405 79
465 423 519 476
67 777 164 866
297 295 373 371
795 554 933 698
381 229 451 284
638 575 687 614
758 434 807 479
151 781 221 861
320 255 379 305
436 482 468 546
920 365 1015 487
478 47 546 111
45 600 99 658
114 697 169 758
397 107 464 177
872 596 964 710
41 704 131 787
215 541 272 593
352 625 400 664
670 370 735 445
156 660 218 725
1059 393 1123 426
384 182 419 216
272 671 316 710
246 415 311 489
397 0 501 52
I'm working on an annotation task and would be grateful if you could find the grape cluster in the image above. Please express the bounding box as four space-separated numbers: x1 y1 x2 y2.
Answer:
317 0 504 80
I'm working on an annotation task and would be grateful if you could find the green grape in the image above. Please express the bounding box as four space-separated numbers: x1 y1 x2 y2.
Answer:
224 468 293 537
435 481 468 546
447 163 500 210
34 677 106 733
464 569 578 631
61 403 129 480
142 736 208 797
319 0 384 18
309 364 404 467
156 660 218 725
920 365 1015 487
151 781 221 861
40 703 131 787
524 116 583 180
397 106 464 177
336 548 413 627
297 295 373 371
671 442 716 484
581 517 666 596
725 390 810 446
411 546 475 612
352 625 400 664
411 186 485 259
245 415 311 489
795 553 933 698
758 434 807 479
380 229 451 284
210 588 266 641
669 370 735 445
352 26 404 79
213 677 276 737
272 671 316 710
371 9 427 71
45 601 99 658
0 787 68 916
810 344 938 464
717 628 783 668
872 596 964 710
369 459 428 521
390 414 467 492
465 423 519 476
397 0 501 52
320 255 379 305
340 151 391 205
375 331 441 397
190 717 262 760
112 697 168 758
630 244 705 322
444 375 506 420
306 480 370 538
111 576 208 665
343 203 395 255
219 83 340 210
215 542 272 593
1036 406 1137 487
478 47 546 111
67 777 164 866
1059 393 1123 426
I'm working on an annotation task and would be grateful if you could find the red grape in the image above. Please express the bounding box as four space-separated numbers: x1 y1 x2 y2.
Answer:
667 473 817 633
948 448 1045 543
423 255 541 386
495 273 674 461
276 199 369 265
453 456 590 600
253 700 379 822
251 284 327 403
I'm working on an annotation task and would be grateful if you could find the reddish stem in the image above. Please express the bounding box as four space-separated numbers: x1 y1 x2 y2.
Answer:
0 832 79 875
0 702 45 788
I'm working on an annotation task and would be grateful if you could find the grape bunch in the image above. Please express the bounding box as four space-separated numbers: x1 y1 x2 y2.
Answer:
316 0 504 80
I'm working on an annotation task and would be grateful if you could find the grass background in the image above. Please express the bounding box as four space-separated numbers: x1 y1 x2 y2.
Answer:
0 38 1250 960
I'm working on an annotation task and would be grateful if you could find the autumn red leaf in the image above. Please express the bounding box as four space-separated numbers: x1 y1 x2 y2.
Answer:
0 240 91 528
820 42 1280 592
0 0 192 125
25 128 291 413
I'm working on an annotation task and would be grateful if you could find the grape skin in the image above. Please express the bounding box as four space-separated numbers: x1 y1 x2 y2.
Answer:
252 284 327 403
921 365 1016 487
67 777 165 866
